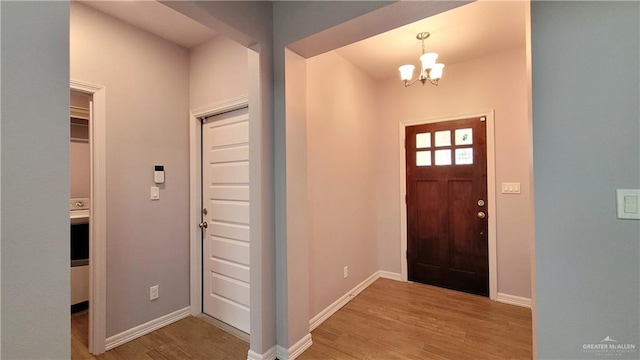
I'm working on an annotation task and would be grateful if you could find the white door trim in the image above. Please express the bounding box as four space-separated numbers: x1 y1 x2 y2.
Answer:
398 110 498 300
70 80 107 354
189 95 249 317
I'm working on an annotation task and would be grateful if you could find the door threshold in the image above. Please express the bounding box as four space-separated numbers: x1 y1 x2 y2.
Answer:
197 313 249 342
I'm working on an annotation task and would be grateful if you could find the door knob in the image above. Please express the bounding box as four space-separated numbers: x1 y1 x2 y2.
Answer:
477 211 486 219
198 221 208 229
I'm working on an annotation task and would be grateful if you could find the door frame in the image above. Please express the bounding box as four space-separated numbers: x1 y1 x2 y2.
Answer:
188 95 249 317
399 110 498 300
70 80 107 354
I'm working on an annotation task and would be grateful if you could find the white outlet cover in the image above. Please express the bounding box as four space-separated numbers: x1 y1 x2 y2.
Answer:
616 189 640 220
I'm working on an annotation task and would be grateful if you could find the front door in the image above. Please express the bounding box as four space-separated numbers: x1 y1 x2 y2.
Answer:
406 117 488 296
201 107 250 333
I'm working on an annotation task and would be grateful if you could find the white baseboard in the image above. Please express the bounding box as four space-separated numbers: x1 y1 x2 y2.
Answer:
247 346 277 360
309 271 382 332
378 270 402 281
276 333 313 360
308 270 403 332
105 306 191 350
496 293 531 308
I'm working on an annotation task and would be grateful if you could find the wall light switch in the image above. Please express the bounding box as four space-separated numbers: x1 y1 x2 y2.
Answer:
502 182 521 194
150 186 160 200
617 189 640 219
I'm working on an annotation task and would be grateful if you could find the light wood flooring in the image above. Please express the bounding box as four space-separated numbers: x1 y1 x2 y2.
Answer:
72 278 531 359
299 278 532 359
71 312 249 360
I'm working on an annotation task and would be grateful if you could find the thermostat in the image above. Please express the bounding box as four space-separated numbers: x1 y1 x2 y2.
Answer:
154 165 165 184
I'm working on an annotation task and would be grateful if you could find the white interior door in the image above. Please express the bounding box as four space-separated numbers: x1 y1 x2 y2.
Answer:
201 107 250 334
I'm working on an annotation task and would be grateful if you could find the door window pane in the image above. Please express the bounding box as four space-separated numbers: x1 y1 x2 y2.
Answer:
455 148 473 165
416 133 431 148
416 151 431 166
434 130 451 147
435 149 452 166
455 128 473 145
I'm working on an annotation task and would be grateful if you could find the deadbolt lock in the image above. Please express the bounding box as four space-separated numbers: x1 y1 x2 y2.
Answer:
477 199 485 207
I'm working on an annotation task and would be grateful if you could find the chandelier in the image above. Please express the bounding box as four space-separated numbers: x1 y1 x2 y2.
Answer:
398 32 445 87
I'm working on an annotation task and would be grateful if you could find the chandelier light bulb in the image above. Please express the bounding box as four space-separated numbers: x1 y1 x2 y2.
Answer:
430 63 445 80
419 52 439 70
399 64 415 81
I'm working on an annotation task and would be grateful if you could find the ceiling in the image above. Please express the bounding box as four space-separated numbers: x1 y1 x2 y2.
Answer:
335 0 527 81
77 0 526 79
78 0 216 49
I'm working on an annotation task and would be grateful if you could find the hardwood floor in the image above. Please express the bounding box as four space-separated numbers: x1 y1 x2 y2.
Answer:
72 278 531 360
299 279 532 360
71 311 249 360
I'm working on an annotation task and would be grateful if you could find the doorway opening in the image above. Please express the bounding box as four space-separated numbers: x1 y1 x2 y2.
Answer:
199 105 251 337
400 112 498 298
405 115 490 296
70 89 92 353
70 80 107 355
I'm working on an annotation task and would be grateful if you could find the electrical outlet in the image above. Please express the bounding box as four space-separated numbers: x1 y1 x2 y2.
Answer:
343 266 349 279
150 285 159 301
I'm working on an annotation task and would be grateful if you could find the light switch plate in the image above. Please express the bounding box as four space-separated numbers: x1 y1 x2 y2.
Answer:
150 186 160 200
502 182 521 194
616 189 640 220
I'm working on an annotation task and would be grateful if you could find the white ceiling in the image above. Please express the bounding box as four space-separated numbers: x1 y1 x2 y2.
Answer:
335 0 527 81
77 0 526 79
78 0 216 49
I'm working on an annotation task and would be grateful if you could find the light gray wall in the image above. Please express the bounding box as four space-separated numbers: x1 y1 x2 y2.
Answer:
164 1 277 354
70 140 90 199
532 2 640 358
189 35 249 110
283 48 312 346
273 1 394 347
306 51 379 317
1 2 70 358
70 2 191 337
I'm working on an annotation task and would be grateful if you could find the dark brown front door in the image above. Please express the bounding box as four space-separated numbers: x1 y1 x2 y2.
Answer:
406 117 488 296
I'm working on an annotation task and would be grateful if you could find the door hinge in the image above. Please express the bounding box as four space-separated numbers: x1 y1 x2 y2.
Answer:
404 138 406 148
480 116 486 122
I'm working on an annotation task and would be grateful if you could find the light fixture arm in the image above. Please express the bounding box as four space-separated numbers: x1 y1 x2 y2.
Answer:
403 73 440 87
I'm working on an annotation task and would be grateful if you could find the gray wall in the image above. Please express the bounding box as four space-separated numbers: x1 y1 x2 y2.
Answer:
70 140 90 198
532 2 640 358
189 35 249 110
70 2 191 337
1 2 70 358
306 51 379 317
162 1 277 355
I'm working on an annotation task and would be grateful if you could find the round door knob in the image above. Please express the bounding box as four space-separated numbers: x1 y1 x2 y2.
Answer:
198 221 208 229
477 211 486 219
